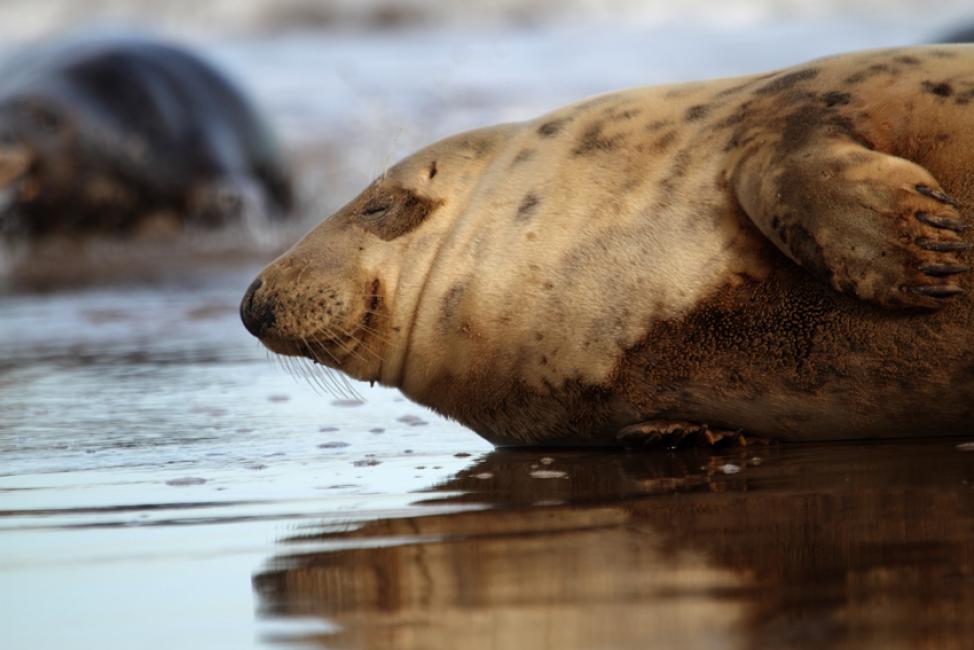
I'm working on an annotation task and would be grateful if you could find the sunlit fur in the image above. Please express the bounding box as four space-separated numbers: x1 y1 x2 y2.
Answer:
247 45 974 445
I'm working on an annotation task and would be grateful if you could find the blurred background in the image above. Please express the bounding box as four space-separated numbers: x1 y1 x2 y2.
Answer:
2 0 971 262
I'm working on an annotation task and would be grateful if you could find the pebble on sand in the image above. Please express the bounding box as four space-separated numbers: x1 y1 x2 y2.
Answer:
353 458 381 467
530 470 568 479
166 477 207 486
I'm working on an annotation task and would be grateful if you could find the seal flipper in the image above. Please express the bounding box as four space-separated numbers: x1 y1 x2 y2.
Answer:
615 420 748 449
731 137 971 309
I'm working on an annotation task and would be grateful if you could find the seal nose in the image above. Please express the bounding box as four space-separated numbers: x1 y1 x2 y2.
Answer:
240 277 277 338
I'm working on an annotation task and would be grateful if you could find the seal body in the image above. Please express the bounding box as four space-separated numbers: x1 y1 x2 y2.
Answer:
0 36 292 238
242 45 974 446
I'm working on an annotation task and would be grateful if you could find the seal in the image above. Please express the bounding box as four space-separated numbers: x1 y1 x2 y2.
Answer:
0 35 292 239
242 45 974 447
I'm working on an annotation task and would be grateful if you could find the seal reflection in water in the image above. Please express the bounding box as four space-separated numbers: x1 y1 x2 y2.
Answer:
243 45 974 446
0 36 292 239
254 441 974 649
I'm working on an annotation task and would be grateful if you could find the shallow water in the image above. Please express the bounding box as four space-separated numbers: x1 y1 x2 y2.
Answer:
4 18 974 650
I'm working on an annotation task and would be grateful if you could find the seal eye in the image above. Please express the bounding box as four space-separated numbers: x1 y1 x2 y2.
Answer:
360 200 389 221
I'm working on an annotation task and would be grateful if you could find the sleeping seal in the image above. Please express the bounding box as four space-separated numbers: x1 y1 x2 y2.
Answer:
0 35 292 239
242 45 974 447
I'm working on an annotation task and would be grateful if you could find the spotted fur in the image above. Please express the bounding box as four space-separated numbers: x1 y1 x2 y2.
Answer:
243 45 974 446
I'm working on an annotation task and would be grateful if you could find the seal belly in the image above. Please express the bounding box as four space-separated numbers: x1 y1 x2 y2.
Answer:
614 258 974 440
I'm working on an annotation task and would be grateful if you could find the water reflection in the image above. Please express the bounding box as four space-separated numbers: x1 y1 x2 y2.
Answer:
255 440 974 649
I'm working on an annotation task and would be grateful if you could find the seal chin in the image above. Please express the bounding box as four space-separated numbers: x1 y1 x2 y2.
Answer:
257 336 308 358
258 323 381 383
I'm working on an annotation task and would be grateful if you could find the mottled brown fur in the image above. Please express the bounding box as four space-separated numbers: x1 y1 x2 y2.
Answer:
243 45 974 446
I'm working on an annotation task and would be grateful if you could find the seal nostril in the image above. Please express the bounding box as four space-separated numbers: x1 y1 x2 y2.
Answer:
240 277 276 338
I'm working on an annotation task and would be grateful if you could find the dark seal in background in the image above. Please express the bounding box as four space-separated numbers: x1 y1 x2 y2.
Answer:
0 35 293 239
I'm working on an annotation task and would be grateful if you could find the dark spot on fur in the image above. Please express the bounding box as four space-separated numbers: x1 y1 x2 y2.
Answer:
603 105 643 121
620 177 642 193
715 102 754 130
462 137 494 157
653 129 678 152
684 104 710 121
612 269 840 424
822 91 851 107
353 183 443 241
658 149 693 196
428 161 437 179
439 282 465 332
844 63 893 85
776 103 872 155
644 119 672 132
574 121 622 155
923 81 954 97
956 89 974 106
537 118 568 137
516 193 540 222
511 148 535 166
754 68 820 96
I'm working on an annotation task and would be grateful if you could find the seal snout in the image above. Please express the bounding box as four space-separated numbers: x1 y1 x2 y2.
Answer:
240 277 277 338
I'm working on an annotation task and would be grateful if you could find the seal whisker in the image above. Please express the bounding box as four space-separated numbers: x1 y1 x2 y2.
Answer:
301 355 340 398
300 336 346 398
307 337 363 401
289 347 320 393
353 317 392 345
313 329 369 367
327 323 384 364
